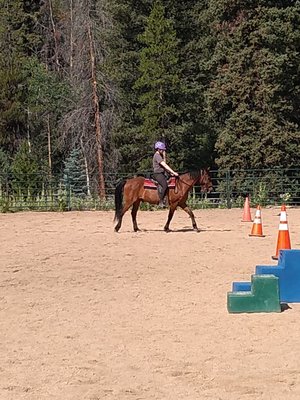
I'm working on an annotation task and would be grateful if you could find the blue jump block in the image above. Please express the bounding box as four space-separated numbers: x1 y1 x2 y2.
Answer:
232 281 251 292
255 249 300 303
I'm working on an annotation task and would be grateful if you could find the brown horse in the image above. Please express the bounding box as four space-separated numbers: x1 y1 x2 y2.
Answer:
114 169 213 232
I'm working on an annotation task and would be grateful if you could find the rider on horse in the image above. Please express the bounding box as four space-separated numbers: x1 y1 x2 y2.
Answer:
152 141 179 208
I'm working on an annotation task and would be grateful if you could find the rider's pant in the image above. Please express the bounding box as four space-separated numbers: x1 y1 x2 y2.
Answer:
153 173 168 201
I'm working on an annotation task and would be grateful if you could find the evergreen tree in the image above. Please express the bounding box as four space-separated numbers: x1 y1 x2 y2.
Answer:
63 148 87 197
111 1 217 172
108 0 152 173
1 0 300 182
25 57 71 174
11 141 39 196
0 148 10 179
207 0 300 171
134 0 180 170
168 0 218 169
0 0 43 153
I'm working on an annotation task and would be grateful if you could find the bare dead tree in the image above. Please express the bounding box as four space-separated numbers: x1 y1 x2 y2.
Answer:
69 0 74 75
46 114 52 177
87 21 105 199
48 0 60 70
55 0 95 195
57 0 119 198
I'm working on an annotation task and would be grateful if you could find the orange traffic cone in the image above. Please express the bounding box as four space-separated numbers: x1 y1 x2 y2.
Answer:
249 205 265 237
272 204 291 260
242 196 252 222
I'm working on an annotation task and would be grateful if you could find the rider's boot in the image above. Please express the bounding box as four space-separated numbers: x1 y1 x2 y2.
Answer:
158 199 167 208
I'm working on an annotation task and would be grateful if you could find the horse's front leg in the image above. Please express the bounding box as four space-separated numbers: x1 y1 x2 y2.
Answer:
131 200 141 232
164 206 176 232
179 203 199 232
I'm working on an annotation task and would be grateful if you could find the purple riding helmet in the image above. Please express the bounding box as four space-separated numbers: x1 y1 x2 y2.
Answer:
154 141 166 151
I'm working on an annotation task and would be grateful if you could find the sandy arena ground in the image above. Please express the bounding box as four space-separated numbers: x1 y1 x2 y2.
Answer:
1 207 300 400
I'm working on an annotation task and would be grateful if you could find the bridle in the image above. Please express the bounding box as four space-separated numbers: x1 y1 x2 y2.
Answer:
176 170 204 187
174 170 204 193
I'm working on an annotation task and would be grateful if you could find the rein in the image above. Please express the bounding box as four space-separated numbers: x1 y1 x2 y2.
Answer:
175 171 203 193
177 171 202 186
177 176 193 187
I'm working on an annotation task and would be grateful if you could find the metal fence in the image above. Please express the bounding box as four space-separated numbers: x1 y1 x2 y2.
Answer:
1 167 300 212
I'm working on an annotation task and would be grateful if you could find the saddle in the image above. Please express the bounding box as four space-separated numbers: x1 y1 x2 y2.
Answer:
144 176 176 190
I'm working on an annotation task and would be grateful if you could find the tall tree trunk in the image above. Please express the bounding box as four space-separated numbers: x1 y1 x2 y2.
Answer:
48 0 60 70
87 22 106 199
70 0 73 76
47 114 52 178
80 136 91 196
26 108 31 153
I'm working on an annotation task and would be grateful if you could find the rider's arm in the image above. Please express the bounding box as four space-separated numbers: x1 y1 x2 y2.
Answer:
160 161 178 176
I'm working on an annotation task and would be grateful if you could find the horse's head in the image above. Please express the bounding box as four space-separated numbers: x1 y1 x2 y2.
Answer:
199 168 213 193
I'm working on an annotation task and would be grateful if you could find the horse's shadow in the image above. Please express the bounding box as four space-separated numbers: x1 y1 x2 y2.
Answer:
133 227 232 233
281 303 292 312
165 227 232 233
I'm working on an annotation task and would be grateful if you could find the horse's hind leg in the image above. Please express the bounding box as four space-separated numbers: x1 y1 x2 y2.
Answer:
131 200 141 232
179 203 199 231
114 216 123 232
114 203 133 232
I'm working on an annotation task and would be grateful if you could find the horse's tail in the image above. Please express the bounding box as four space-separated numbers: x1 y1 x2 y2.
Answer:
114 179 126 222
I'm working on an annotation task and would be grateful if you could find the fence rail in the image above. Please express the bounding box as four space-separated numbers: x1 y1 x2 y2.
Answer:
1 167 300 212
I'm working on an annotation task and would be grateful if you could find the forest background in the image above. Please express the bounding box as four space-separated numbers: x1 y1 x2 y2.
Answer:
0 0 299 200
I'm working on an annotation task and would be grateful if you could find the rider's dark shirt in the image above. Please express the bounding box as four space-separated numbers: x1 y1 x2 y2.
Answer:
153 152 165 173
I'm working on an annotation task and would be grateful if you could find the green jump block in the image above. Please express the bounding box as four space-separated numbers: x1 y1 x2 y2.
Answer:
227 274 281 313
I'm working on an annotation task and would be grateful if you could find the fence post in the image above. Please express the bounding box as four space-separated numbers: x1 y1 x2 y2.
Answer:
226 170 231 209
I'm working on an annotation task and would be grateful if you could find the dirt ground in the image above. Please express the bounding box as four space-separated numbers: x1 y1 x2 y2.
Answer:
1 207 300 400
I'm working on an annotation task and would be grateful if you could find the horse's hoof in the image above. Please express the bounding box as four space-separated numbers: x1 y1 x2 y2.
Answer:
134 228 141 232
164 228 171 233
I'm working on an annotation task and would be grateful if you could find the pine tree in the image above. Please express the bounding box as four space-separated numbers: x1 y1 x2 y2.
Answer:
25 57 71 175
63 148 87 197
0 0 43 153
134 0 180 170
111 1 217 172
168 0 218 169
109 0 153 173
207 0 300 171
0 148 10 178
11 141 39 196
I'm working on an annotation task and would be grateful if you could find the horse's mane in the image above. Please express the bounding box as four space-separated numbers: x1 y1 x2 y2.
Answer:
179 170 204 180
